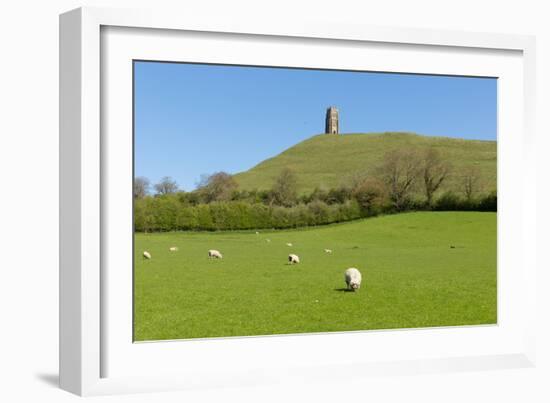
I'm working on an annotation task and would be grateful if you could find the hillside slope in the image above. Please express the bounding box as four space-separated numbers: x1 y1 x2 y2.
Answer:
233 132 496 195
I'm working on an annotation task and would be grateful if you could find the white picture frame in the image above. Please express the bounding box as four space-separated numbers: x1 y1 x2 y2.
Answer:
59 6 538 396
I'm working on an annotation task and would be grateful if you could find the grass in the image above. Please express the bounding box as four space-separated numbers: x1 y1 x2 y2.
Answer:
134 211 497 341
233 132 496 194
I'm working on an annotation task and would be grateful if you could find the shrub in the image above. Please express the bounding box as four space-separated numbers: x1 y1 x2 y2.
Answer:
133 187 496 232
478 191 497 211
434 191 497 212
308 200 330 224
175 207 198 230
352 177 388 215
326 186 353 205
434 191 463 211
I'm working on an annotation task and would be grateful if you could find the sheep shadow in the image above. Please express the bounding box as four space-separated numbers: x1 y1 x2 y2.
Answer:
334 287 356 293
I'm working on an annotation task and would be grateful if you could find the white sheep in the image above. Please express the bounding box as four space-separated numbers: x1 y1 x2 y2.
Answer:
344 268 362 291
265 239 271 243
143 251 151 259
288 254 300 264
255 231 260 235
208 249 223 259
324 249 333 254
169 246 178 252
286 242 293 247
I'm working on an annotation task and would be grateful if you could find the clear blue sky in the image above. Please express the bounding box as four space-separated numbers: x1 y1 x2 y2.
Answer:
134 61 497 191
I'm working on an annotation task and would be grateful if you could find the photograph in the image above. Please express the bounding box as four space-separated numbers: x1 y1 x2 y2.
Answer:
133 61 497 342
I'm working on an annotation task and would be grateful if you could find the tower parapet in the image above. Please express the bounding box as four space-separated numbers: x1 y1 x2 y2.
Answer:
325 106 339 134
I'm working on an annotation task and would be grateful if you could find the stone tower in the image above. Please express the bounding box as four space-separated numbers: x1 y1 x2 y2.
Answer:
325 106 339 134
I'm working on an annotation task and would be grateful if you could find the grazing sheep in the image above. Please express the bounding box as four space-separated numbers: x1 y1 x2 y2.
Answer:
344 268 362 291
286 243 293 247
169 246 178 252
208 249 223 259
255 231 260 235
265 239 271 243
288 254 300 264
143 251 151 259
324 249 333 254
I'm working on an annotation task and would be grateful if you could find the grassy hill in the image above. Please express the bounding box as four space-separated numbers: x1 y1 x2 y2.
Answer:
233 132 496 195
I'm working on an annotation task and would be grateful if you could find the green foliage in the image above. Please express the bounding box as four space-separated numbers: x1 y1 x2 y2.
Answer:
135 186 496 232
433 191 497 212
478 191 497 211
434 191 463 211
134 212 497 341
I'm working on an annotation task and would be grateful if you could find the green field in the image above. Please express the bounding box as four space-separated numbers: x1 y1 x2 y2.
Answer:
233 132 496 195
134 211 496 341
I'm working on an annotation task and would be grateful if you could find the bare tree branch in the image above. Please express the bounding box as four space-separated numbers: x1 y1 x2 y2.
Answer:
196 172 238 202
376 149 422 210
154 176 178 195
133 176 150 199
462 165 482 200
422 148 452 205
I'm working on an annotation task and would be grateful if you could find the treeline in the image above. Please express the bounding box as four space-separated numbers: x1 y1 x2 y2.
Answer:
134 148 496 232
135 199 364 232
134 191 496 232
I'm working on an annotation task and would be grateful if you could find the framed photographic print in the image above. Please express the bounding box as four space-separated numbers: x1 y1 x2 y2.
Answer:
60 7 537 396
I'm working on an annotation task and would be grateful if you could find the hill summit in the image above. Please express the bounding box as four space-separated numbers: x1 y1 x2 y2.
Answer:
233 132 496 195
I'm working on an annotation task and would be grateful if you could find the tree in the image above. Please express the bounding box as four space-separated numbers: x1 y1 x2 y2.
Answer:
326 186 352 205
351 177 387 213
462 166 482 201
421 148 452 205
376 149 421 210
270 168 298 207
196 171 238 203
133 176 150 199
154 176 178 195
